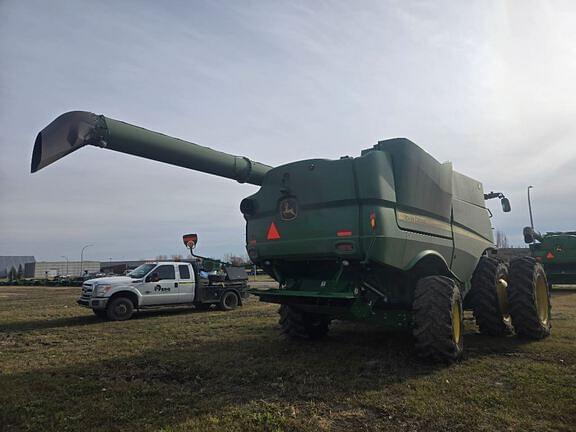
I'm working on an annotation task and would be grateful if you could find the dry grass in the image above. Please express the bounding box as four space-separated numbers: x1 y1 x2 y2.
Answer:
0 285 575 432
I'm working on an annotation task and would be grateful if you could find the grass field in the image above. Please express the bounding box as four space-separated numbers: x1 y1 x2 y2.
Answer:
0 285 575 432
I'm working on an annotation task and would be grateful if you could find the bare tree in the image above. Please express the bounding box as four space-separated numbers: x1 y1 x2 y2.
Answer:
156 255 168 261
223 253 250 267
170 254 183 261
495 230 510 248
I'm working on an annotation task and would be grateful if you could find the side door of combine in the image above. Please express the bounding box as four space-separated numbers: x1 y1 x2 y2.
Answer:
140 264 179 305
177 264 195 303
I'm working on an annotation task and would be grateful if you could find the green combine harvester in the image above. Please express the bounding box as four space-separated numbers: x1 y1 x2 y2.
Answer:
32 111 552 362
524 227 576 285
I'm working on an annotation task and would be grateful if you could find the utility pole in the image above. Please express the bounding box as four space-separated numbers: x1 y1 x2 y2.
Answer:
80 244 93 277
527 186 535 229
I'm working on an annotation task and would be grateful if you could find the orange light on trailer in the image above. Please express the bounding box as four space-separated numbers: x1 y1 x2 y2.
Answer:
267 222 281 240
248 239 257 245
370 212 376 231
337 230 352 237
546 252 555 260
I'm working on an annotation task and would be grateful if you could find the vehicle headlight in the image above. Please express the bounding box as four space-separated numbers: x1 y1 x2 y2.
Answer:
94 284 113 296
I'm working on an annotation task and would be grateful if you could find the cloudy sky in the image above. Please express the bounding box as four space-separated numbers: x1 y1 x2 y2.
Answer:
1 0 575 262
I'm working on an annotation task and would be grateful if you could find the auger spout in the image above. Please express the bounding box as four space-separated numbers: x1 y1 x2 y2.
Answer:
31 111 272 185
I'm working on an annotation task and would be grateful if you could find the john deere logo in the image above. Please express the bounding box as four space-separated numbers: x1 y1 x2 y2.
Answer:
280 198 298 221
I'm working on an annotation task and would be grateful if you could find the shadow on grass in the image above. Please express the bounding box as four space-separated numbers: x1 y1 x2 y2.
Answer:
0 306 216 333
0 317 541 432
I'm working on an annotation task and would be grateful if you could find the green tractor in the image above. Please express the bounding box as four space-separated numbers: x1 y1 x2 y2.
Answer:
32 111 551 362
524 227 576 286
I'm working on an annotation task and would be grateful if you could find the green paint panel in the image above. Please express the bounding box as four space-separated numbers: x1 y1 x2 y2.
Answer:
530 232 576 284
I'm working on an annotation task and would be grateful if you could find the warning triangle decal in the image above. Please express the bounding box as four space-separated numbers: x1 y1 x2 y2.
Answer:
267 222 281 240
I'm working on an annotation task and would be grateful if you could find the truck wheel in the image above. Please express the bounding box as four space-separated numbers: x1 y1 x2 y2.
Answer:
218 291 239 311
106 297 134 321
278 304 331 340
93 309 107 319
508 256 551 339
413 276 463 363
470 257 512 336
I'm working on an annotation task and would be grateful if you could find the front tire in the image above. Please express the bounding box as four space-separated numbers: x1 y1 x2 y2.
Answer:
470 257 512 336
508 256 551 339
278 305 331 340
413 276 464 363
106 297 134 321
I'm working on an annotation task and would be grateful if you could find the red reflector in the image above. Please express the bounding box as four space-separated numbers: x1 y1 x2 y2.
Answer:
267 222 281 240
336 242 354 251
546 252 554 260
337 230 352 237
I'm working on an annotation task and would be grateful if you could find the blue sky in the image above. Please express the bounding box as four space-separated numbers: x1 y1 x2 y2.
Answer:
1 0 575 261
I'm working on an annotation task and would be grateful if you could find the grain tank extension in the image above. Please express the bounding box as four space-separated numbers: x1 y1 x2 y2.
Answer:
32 111 552 362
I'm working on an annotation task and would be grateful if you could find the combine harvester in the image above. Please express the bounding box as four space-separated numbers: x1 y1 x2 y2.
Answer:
32 111 551 362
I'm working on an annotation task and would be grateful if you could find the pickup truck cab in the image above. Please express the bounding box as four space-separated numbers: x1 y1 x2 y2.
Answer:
78 261 249 320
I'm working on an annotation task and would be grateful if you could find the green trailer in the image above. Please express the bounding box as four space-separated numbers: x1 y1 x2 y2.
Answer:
524 228 576 285
31 111 552 362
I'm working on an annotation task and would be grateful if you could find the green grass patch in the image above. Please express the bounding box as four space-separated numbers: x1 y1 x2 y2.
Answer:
0 286 575 431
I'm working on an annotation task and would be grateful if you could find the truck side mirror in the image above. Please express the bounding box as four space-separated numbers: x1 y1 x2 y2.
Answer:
501 197 511 212
523 226 535 244
147 272 160 282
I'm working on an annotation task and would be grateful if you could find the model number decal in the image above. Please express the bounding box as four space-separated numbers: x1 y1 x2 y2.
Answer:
154 285 170 292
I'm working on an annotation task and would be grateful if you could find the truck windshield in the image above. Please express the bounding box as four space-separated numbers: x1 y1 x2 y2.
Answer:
129 264 156 278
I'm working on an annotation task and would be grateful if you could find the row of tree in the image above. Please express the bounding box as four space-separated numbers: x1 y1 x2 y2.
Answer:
7 265 24 281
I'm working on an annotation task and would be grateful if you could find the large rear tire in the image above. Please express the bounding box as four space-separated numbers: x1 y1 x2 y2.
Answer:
508 256 551 339
278 305 331 340
470 257 512 336
413 276 464 363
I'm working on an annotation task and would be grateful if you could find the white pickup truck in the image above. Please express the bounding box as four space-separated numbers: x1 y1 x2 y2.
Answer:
78 261 249 320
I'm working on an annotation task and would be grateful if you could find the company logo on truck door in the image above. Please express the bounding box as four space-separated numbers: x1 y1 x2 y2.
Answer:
280 198 298 221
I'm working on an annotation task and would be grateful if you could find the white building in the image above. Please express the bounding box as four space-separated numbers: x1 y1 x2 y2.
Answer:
31 261 101 278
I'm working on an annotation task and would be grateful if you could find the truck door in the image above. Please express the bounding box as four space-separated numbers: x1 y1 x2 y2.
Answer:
140 264 179 305
177 264 195 303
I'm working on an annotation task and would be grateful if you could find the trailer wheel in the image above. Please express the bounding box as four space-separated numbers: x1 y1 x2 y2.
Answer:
470 257 512 336
218 291 239 311
278 305 331 340
106 297 134 321
413 276 463 363
93 309 107 319
508 256 551 339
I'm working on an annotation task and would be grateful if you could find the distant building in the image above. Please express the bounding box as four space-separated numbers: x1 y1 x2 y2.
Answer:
100 260 152 275
0 256 36 278
27 261 101 278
